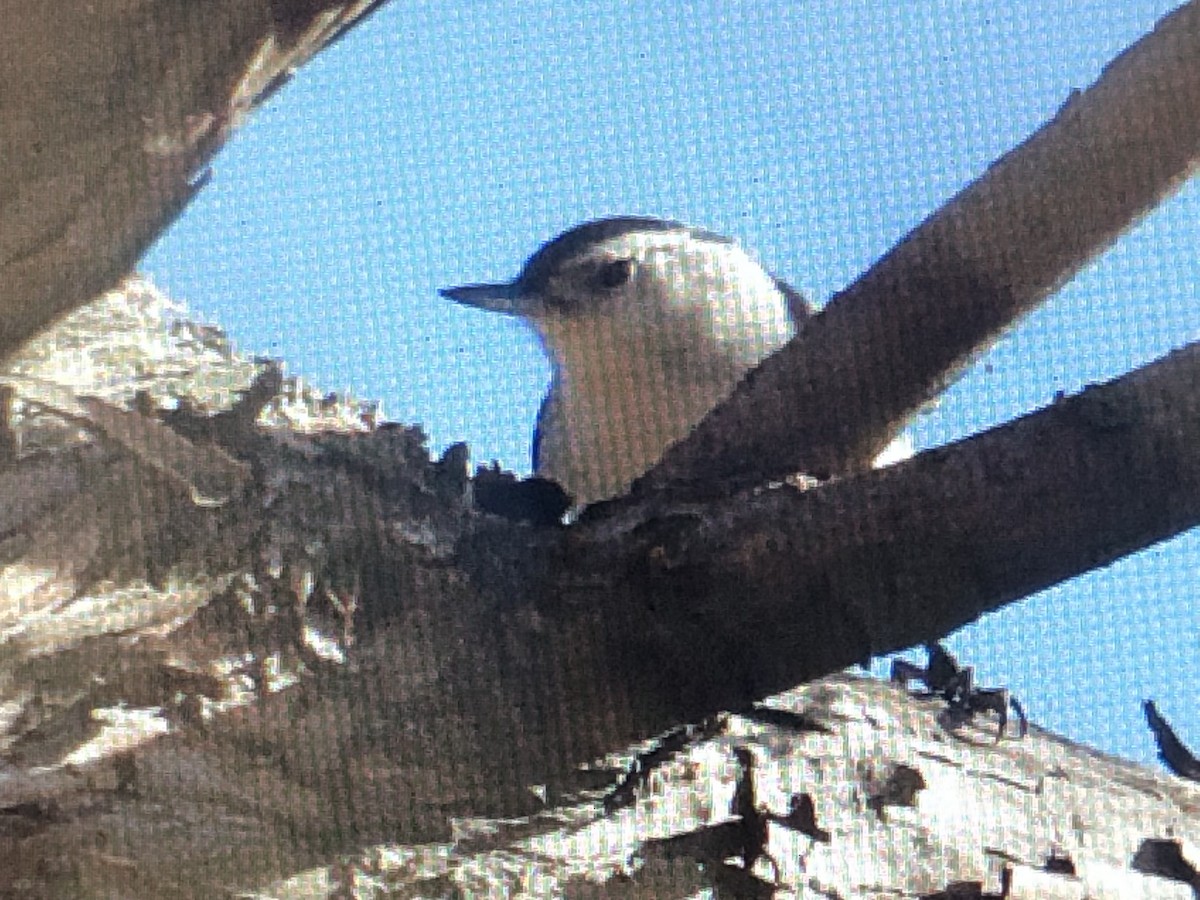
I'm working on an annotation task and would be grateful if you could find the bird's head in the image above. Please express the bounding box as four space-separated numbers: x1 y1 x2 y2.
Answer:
441 216 811 505
441 216 807 380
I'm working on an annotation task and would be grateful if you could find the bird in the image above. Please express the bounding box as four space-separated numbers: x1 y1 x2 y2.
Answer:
440 216 816 508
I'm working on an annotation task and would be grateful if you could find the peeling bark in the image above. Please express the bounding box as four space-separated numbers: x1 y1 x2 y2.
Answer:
1 1 1200 896
0 277 1197 895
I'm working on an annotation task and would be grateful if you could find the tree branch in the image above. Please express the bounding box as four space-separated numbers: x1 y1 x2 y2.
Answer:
638 0 1200 492
2 2 1200 896
541 341 1200 728
0 0 389 360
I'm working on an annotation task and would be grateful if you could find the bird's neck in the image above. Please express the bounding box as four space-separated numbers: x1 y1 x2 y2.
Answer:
536 321 792 505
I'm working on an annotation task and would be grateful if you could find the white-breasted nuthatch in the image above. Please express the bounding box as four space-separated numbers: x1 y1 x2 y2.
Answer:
442 216 816 507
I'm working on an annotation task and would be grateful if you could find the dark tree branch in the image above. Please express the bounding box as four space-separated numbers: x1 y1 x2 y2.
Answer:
495 341 1200 731
1 2 1200 896
0 0 389 361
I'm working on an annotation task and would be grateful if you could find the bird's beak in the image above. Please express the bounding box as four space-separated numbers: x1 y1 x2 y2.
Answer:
439 280 530 317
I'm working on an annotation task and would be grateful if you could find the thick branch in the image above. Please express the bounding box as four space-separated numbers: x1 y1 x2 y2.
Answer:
1 288 1198 893
494 339 1200 728
2 4 1199 895
0 0 389 361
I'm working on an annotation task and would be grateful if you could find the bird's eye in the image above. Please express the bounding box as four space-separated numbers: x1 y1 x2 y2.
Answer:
594 258 633 290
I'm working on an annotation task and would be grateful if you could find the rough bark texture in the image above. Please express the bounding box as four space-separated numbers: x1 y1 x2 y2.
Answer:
0 278 1198 897
0 0 387 360
2 1 1200 897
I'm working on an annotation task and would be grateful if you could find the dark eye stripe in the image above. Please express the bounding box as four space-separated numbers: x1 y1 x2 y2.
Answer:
594 258 633 289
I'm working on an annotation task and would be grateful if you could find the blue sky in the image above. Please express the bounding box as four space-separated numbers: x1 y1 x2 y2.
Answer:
143 1 1200 766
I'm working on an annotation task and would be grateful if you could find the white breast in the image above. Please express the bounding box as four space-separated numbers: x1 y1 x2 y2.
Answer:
534 250 797 505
